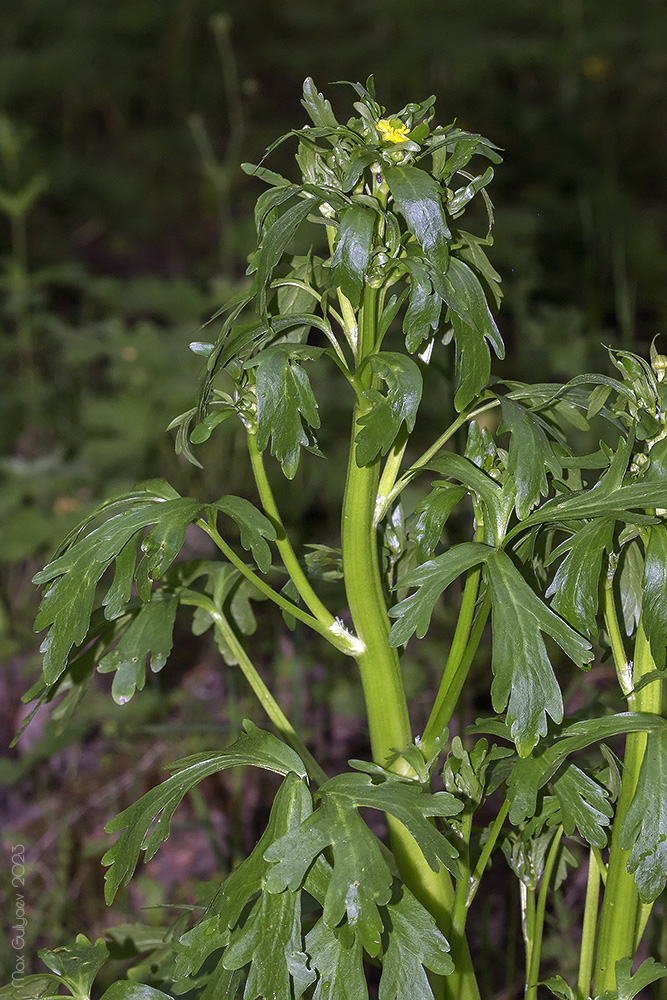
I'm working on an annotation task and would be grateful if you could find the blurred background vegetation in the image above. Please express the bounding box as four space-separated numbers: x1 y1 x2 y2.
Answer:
1 1 666 993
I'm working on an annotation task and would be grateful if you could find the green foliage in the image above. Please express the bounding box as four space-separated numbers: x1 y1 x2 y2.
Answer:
9 75 667 1000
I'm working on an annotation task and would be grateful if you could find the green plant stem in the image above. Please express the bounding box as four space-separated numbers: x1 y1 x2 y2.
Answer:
180 591 327 786
577 847 602 1000
342 285 479 1000
525 825 564 1000
247 431 337 629
341 284 412 769
594 602 662 993
422 587 491 758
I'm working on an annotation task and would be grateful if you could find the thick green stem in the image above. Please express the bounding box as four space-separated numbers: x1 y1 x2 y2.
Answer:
341 285 479 1000
341 286 412 768
594 600 662 992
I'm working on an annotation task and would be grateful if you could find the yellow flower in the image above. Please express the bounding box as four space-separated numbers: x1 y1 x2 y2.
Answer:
376 118 409 144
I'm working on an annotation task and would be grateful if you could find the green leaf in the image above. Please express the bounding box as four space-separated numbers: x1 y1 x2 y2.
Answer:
541 975 577 999
385 165 451 276
102 723 307 903
355 353 423 466
614 956 667 999
378 885 454 1000
402 262 441 353
306 919 368 1000
175 773 311 991
320 771 461 875
265 796 391 957
212 496 277 573
99 986 174 1000
551 763 612 848
251 198 317 313
499 398 562 519
641 524 667 664
485 550 592 756
103 538 141 619
245 344 324 478
388 542 491 646
524 481 667 528
0 975 65 999
545 519 615 637
621 727 667 902
33 493 191 686
38 935 109 999
427 452 511 546
330 203 376 308
98 594 178 705
223 890 314 1000
411 484 467 560
138 499 203 578
302 77 340 127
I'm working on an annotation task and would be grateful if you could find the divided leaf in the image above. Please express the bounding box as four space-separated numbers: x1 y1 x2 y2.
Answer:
411 484 467 561
388 541 490 645
38 935 109 999
265 796 390 957
485 550 592 756
499 397 562 519
306 920 368 1000
378 886 454 1000
245 344 324 478
355 352 423 466
102 723 307 903
98 594 178 705
621 727 667 902
551 763 612 848
212 496 277 573
545 519 614 637
33 489 203 685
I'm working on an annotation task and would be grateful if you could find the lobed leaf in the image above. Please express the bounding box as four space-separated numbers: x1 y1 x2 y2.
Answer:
499 397 562 519
321 771 461 875
545 519 614 637
355 352 423 466
621 726 667 902
212 495 277 573
251 197 317 314
265 797 392 957
485 550 592 756
551 763 612 848
410 484 467 561
245 344 324 478
38 935 109 999
98 594 178 705
378 885 454 1000
388 541 491 646
306 919 368 1000
102 723 307 903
